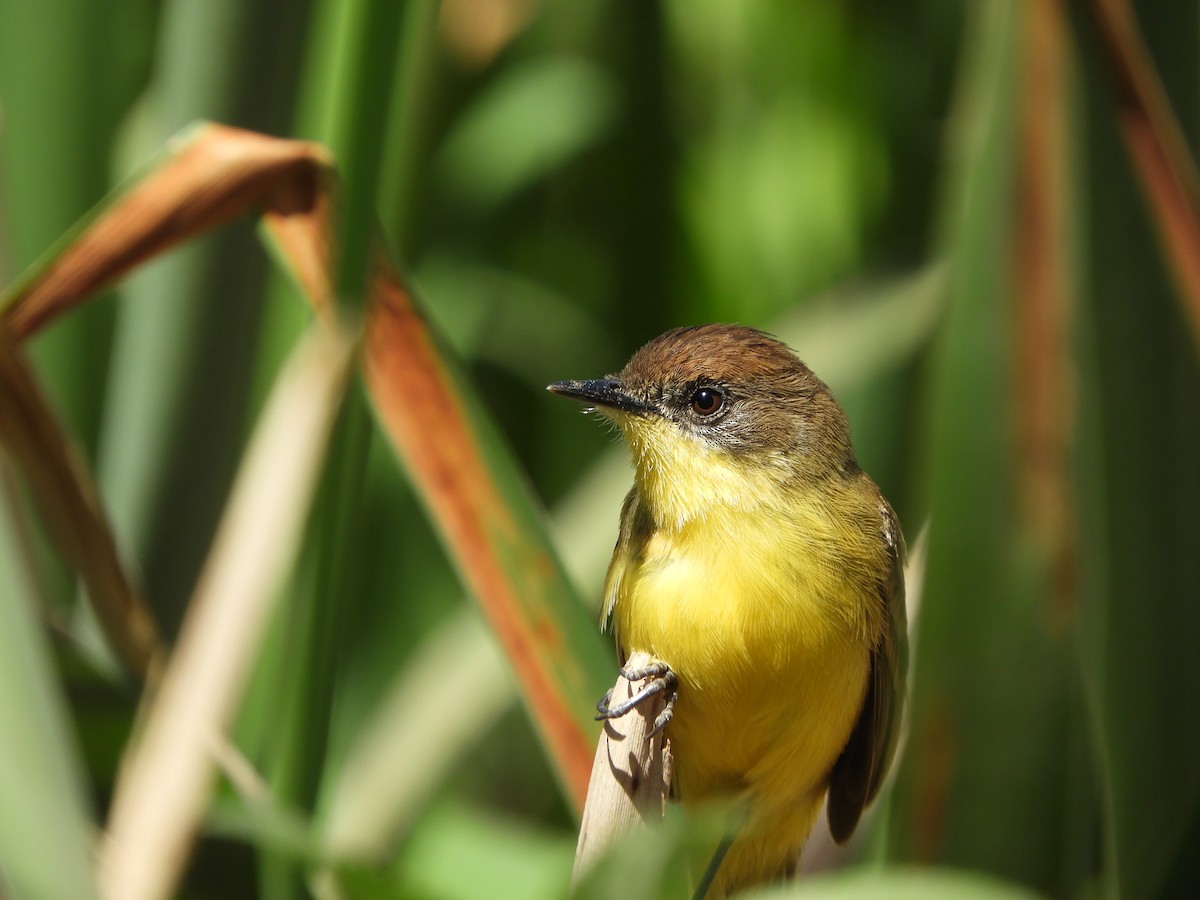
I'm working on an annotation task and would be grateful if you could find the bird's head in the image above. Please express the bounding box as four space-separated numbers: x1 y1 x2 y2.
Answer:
549 324 856 525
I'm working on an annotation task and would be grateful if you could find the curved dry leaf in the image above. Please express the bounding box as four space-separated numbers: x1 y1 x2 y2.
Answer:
3 121 603 818
0 330 161 678
1 123 335 338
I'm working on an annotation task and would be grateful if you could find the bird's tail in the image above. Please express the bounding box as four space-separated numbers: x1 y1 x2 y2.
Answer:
694 792 824 898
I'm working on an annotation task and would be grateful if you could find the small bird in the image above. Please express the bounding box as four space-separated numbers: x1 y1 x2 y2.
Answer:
550 324 906 896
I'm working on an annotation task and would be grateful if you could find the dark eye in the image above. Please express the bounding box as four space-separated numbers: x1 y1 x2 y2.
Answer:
690 387 724 416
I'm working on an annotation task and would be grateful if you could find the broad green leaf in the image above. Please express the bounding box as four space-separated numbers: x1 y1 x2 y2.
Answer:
887 3 1090 892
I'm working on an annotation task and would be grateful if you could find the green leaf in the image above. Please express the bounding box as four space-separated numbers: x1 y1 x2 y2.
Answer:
743 866 1046 900
436 57 619 211
0 473 97 900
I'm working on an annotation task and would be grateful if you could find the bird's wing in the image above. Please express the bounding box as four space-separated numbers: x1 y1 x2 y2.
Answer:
826 497 908 844
601 487 644 661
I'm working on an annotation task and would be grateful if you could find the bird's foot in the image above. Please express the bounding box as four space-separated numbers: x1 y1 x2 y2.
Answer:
595 660 678 738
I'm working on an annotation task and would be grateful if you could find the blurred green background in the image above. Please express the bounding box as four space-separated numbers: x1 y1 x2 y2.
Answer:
1 0 1198 898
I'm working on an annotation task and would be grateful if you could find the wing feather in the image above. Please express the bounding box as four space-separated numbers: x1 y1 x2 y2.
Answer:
602 487 645 663
826 498 908 843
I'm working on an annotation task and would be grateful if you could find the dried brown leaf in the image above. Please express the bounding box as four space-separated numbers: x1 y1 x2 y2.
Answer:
2 124 334 338
1088 0 1200 345
0 329 161 677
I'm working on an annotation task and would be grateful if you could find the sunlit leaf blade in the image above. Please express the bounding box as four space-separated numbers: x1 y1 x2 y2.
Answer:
100 321 355 900
0 467 98 900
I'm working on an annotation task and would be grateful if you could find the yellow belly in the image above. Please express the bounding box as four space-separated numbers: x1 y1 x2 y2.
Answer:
612 510 873 885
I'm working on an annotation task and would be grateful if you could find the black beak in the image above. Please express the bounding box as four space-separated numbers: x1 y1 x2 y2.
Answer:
547 379 649 415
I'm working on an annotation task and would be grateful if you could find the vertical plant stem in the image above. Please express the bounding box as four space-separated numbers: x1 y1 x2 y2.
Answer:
260 390 372 900
99 321 355 900
259 2 405 896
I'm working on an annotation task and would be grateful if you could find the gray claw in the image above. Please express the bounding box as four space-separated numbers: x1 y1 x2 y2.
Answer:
594 663 678 736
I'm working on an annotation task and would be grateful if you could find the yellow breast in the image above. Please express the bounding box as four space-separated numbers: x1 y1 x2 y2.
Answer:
607 425 881 804
615 511 871 800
